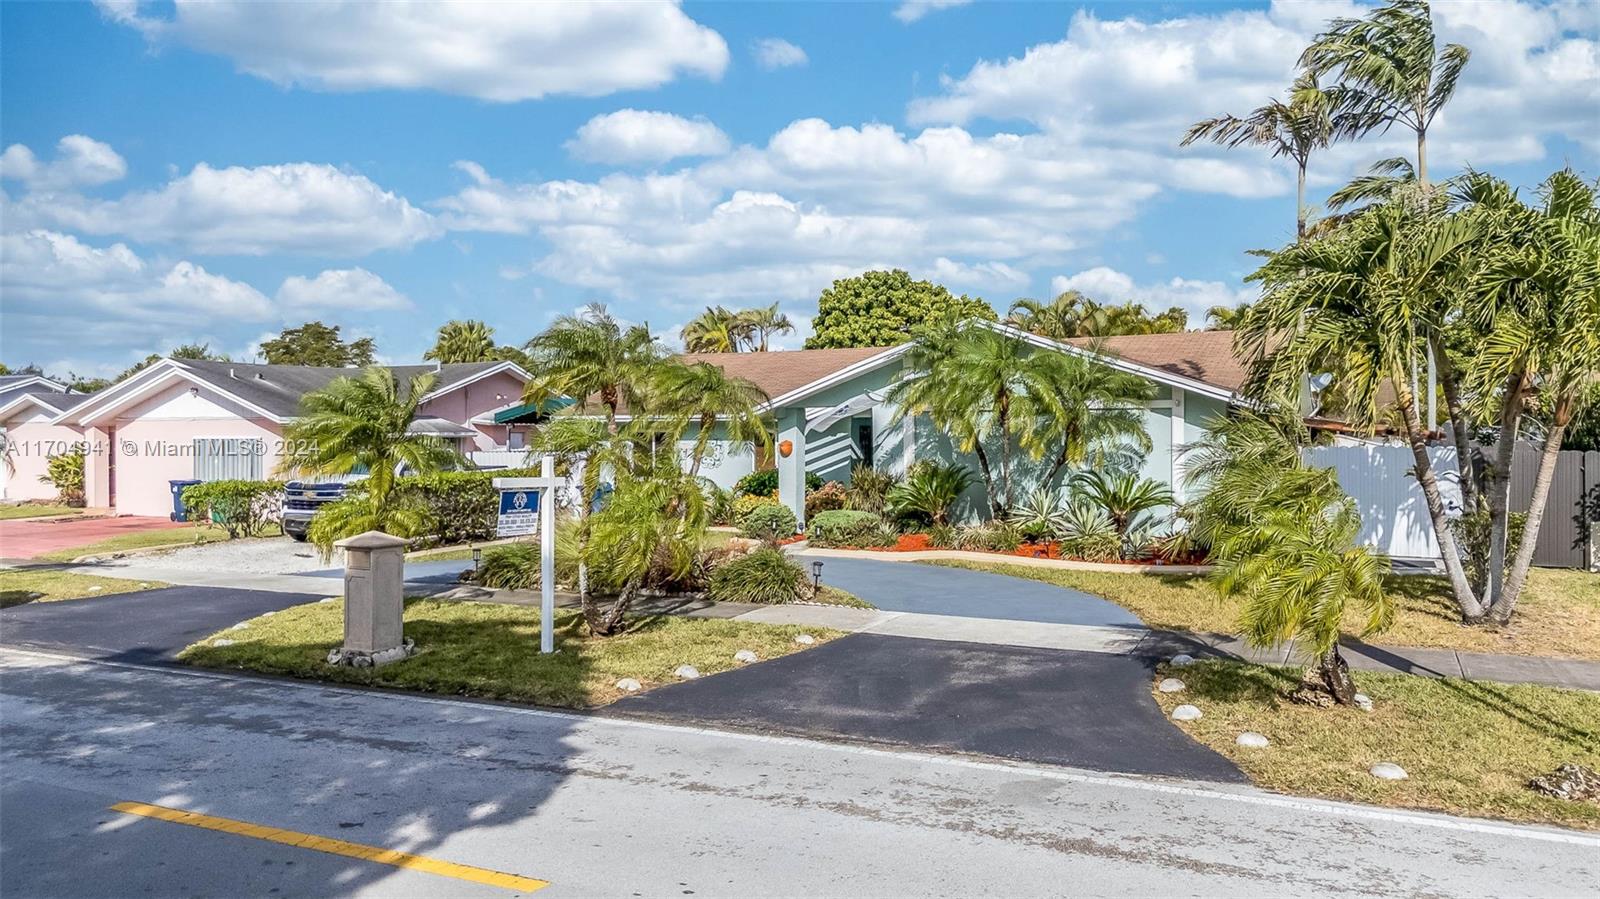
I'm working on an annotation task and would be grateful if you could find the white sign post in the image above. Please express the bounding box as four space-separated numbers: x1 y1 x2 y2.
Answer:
494 454 562 654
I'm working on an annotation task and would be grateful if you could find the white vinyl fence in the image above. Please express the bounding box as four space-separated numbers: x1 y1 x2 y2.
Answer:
1304 445 1463 561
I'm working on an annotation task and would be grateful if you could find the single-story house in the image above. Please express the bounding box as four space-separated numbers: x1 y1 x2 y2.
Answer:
13 358 532 516
0 374 91 503
609 323 1255 529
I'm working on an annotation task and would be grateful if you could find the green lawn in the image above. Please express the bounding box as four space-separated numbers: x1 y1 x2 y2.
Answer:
0 504 81 521
931 561 1600 661
180 598 843 708
0 568 168 608
1153 660 1600 831
36 523 280 562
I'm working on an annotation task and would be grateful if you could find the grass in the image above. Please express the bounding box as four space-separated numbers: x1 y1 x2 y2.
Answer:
0 504 81 521
180 598 844 708
1153 659 1600 830
0 567 167 608
931 561 1600 661
35 523 278 562
806 586 873 609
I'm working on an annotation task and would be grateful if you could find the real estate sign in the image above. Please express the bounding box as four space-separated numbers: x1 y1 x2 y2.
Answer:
496 488 539 537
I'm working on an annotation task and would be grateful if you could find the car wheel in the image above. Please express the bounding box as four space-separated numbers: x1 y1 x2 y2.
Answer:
290 532 309 543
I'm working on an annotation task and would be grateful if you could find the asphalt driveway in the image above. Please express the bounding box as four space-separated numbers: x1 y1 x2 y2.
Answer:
614 632 1243 782
801 554 1144 627
0 585 321 663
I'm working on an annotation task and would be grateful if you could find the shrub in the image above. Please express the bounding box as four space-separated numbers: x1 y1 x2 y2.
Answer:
845 464 899 515
732 492 781 528
181 480 285 538
806 481 848 518
1450 509 1528 595
1009 487 1068 541
1072 470 1174 536
397 468 538 546
888 461 974 526
700 479 735 526
735 468 821 497
741 502 798 543
474 527 583 589
927 523 956 548
953 521 1021 552
808 509 883 547
1058 500 1120 561
39 448 85 507
708 547 810 604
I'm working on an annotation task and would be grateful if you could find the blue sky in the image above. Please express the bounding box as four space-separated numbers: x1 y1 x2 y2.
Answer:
2 0 1596 377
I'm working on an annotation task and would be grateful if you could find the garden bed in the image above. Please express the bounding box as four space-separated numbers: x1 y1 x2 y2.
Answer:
179 598 843 708
813 531 1205 565
1154 659 1600 831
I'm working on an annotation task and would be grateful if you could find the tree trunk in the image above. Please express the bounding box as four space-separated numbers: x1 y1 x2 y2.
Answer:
1431 342 1478 512
1484 371 1527 604
1313 646 1356 705
996 392 1012 517
1395 375 1485 619
1296 162 1307 242
594 577 642 636
1494 401 1573 622
1416 126 1428 187
686 413 714 478
603 387 619 436
971 441 1004 520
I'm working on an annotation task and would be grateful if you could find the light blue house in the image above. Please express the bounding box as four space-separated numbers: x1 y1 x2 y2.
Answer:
678 323 1249 529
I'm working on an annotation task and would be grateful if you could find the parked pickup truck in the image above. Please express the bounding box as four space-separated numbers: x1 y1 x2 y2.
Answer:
282 459 511 541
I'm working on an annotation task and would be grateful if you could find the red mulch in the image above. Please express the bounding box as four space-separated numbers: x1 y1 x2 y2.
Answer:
811 531 1207 566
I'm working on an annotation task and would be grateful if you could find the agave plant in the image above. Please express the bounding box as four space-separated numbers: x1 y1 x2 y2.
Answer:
1008 487 1069 542
1072 470 1175 537
1057 499 1120 561
887 462 974 527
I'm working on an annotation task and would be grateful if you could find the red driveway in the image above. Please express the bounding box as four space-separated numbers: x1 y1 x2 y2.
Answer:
0 516 186 560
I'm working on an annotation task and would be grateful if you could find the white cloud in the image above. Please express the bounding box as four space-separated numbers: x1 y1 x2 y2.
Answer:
1051 266 1256 326
0 135 127 190
12 160 438 256
276 268 412 312
893 0 972 24
752 38 808 70
565 110 731 165
97 0 728 102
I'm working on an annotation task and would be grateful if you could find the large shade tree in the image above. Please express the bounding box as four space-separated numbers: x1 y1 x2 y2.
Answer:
261 321 376 367
807 269 995 349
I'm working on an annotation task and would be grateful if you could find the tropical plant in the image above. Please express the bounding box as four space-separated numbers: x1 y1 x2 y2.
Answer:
1204 303 1252 331
700 479 735 526
39 448 85 506
1058 500 1121 561
1009 487 1069 541
807 509 885 548
424 320 498 363
1326 157 1418 215
806 269 995 348
951 521 1022 553
805 481 849 518
474 527 583 590
1183 71 1338 240
844 464 899 517
681 306 752 354
708 547 810 604
180 480 284 538
1033 343 1154 487
739 303 795 351
278 366 463 556
653 360 771 477
887 461 974 526
580 470 708 635
1006 292 1186 338
1071 469 1174 538
523 304 663 434
1300 0 1469 187
740 502 798 543
732 492 781 529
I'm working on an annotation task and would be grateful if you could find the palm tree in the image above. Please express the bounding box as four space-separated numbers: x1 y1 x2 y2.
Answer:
581 468 709 635
738 303 795 351
1033 345 1154 487
523 304 663 434
1204 303 1252 331
653 361 771 477
1006 292 1091 339
1071 470 1174 538
424 320 497 363
1183 71 1338 240
278 366 464 554
681 306 751 353
1301 0 1470 187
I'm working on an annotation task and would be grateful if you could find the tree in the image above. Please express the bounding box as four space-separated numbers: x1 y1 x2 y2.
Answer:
807 269 995 348
1204 303 1252 331
1032 344 1154 486
115 343 228 384
580 466 709 635
1301 0 1470 187
1071 470 1174 539
681 306 751 353
425 320 498 363
522 304 664 434
653 360 771 477
277 366 463 555
738 303 794 351
1183 71 1338 240
1006 292 1186 338
261 322 376 367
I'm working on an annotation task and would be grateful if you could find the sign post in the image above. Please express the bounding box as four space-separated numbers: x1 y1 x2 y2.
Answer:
494 454 562 654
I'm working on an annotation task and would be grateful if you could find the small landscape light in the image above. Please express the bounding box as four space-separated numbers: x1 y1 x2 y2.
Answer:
472 546 482 574
810 559 824 597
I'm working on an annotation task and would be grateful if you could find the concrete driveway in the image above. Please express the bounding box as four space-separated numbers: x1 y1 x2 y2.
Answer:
0 515 185 560
615 632 1243 782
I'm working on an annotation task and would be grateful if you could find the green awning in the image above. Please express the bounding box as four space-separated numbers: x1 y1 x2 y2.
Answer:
492 397 574 424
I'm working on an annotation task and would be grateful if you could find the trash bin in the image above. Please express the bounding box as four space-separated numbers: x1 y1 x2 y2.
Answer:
169 479 202 522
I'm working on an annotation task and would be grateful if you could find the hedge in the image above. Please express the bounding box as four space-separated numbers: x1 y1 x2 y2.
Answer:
396 468 538 546
181 479 284 538
806 510 884 548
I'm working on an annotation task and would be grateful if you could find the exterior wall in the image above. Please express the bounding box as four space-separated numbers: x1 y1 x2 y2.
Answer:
102 383 285 517
417 371 526 451
1 410 86 502
677 421 758 491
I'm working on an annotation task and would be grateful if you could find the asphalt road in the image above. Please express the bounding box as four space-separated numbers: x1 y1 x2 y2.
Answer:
4 649 1595 898
616 632 1244 782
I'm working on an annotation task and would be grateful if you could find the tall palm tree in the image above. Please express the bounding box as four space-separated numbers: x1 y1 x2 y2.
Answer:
681 306 751 353
1183 71 1337 240
424 320 498 363
652 360 772 477
278 366 464 554
738 303 795 351
1204 303 1252 331
523 304 663 434
1301 0 1470 187
1006 292 1090 339
1033 345 1154 487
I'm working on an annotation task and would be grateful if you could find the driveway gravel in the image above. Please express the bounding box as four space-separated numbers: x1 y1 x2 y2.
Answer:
97 536 338 575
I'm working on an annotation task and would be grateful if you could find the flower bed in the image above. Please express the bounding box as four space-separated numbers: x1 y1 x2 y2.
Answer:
806 531 1208 566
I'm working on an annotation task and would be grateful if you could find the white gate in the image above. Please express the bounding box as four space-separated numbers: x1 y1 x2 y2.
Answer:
1303 445 1463 561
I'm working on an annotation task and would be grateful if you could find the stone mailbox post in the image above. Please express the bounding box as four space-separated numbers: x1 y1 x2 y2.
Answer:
327 530 414 667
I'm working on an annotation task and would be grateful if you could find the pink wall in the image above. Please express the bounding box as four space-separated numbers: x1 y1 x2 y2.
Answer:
2 410 88 502
418 371 526 451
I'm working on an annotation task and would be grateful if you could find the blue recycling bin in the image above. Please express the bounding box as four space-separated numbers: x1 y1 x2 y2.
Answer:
169 479 202 522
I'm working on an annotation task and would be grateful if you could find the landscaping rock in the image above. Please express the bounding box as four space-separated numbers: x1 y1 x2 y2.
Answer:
1236 732 1270 748
1157 678 1186 693
138 582 150 588
213 639 235 647
229 623 248 631
615 678 642 693
793 634 816 645
88 586 102 592
1369 762 1408 781
1170 704 1203 721
734 649 759 663
1528 764 1600 802
1169 653 1195 667
326 638 415 668
1354 693 1374 712
674 665 701 680
319 597 336 603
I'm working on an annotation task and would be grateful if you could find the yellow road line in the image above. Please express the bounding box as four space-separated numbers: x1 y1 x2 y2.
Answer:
108 801 548 893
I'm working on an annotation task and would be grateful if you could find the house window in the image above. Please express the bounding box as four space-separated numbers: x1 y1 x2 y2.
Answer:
193 437 264 481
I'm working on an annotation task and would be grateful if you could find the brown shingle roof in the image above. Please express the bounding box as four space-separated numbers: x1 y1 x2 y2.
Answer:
676 347 889 403
1064 330 1247 395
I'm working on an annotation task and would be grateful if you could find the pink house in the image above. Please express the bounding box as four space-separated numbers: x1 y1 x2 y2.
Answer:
0 375 91 503
29 359 531 517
